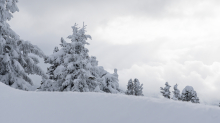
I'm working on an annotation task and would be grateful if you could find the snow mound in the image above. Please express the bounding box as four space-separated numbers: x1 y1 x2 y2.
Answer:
0 82 21 93
0 83 220 123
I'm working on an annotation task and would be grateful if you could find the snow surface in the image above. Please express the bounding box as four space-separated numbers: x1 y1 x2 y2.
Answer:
0 83 220 123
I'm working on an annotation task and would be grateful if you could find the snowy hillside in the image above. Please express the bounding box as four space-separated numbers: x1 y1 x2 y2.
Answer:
0 83 219 123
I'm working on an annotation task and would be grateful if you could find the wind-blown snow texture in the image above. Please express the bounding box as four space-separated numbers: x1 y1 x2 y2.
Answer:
0 82 219 123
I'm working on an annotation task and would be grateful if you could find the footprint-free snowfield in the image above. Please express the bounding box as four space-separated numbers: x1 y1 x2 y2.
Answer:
0 83 219 123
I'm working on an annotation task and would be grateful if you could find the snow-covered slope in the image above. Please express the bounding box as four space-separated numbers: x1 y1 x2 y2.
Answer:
0 83 219 123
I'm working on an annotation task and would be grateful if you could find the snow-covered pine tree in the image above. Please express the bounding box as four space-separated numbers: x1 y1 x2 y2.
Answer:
133 78 143 96
191 93 200 103
0 0 47 90
160 82 171 99
126 79 134 95
172 84 181 100
38 47 60 91
46 47 59 80
101 68 122 93
40 23 122 93
181 86 200 103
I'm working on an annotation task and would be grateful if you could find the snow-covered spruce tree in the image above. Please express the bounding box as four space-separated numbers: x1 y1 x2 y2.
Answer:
160 82 171 99
38 47 60 91
172 84 181 100
100 68 122 93
39 23 122 93
46 47 59 80
181 86 200 103
0 0 47 90
126 79 134 95
133 78 143 96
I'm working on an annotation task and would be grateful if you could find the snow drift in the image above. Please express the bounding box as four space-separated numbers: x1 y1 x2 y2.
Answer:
0 83 219 123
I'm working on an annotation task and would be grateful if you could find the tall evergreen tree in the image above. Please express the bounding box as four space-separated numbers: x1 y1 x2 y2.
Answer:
0 0 47 90
172 84 181 100
126 79 134 95
160 82 171 99
40 23 122 93
133 78 143 96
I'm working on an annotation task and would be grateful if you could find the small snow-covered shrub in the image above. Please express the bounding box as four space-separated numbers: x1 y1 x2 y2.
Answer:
181 86 200 103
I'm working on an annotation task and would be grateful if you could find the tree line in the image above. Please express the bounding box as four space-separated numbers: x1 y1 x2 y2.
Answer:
0 1 219 107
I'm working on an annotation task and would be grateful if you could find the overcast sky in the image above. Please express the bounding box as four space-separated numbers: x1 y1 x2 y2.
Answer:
9 0 220 105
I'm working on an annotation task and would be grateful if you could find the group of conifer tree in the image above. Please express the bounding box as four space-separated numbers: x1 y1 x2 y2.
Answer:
38 24 124 93
125 78 144 96
0 0 124 93
1 1 217 106
160 82 200 103
0 0 202 100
